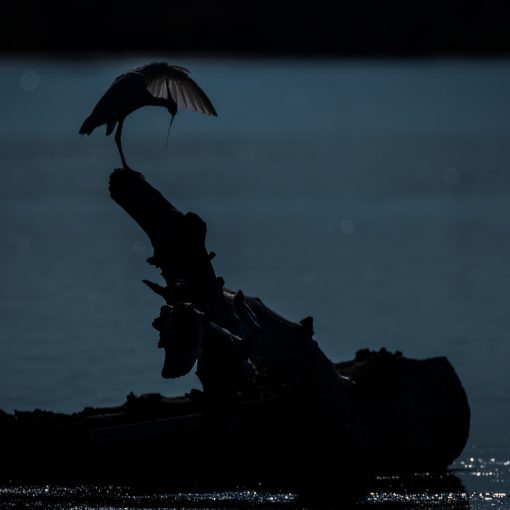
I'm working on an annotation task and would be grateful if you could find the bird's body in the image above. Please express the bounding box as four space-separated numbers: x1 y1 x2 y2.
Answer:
80 62 217 169
80 72 164 136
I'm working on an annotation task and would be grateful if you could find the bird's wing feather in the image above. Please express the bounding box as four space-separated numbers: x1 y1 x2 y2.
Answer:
136 62 217 116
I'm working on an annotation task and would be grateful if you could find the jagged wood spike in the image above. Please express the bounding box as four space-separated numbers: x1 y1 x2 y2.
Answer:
143 279 168 299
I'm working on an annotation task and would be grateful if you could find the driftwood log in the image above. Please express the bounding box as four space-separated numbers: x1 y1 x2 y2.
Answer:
109 168 357 447
0 168 470 489
108 168 469 478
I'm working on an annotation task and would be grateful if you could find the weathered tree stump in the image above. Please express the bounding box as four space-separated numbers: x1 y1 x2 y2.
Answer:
108 167 469 476
109 168 357 435
0 168 470 488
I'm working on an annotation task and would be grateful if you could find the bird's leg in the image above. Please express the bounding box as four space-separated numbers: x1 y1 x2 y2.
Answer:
114 118 130 170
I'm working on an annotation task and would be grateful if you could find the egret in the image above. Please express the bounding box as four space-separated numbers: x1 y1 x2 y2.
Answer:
79 62 217 169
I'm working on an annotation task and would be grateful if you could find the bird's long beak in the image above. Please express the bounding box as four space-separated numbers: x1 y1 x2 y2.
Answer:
166 114 175 150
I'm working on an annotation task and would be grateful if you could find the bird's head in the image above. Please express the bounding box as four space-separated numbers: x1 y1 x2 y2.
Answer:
166 98 177 117
164 79 178 117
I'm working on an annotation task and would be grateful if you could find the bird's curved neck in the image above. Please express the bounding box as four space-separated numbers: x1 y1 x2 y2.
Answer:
149 96 169 108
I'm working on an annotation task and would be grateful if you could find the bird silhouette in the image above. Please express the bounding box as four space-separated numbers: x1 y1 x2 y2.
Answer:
80 62 217 169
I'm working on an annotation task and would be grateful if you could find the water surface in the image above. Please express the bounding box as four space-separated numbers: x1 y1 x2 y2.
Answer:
0 57 509 505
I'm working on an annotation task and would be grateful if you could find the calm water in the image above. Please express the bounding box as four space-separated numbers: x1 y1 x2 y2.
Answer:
1 57 510 506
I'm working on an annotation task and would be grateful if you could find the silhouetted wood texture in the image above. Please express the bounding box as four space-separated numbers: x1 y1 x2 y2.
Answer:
0 168 470 486
109 170 228 323
109 168 356 443
107 167 469 472
0 351 469 484
336 350 470 471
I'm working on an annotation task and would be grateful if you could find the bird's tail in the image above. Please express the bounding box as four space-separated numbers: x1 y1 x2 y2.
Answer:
79 115 95 135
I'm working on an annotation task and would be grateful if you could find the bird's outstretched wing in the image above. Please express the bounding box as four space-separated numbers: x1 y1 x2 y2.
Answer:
133 62 217 117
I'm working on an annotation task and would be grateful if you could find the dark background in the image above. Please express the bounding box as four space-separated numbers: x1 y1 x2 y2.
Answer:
4 1 510 56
